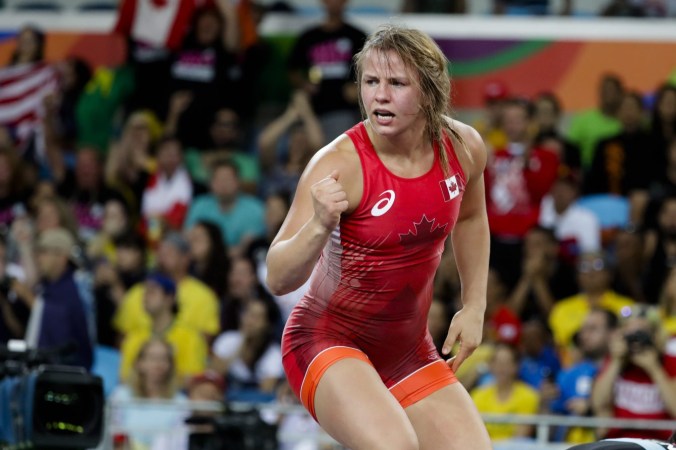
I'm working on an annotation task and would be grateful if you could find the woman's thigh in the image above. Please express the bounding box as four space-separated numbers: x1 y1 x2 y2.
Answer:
314 357 419 450
404 382 492 450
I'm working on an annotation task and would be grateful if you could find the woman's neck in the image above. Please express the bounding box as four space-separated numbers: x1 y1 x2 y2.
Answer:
143 383 167 399
367 120 428 157
151 312 173 335
496 380 514 399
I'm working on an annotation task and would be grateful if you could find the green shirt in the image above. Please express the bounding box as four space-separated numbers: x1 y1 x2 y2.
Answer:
566 109 622 169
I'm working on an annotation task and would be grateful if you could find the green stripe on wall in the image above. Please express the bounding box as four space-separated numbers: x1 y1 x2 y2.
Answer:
449 40 552 78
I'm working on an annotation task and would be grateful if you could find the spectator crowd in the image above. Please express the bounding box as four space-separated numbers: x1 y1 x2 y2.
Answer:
0 0 675 448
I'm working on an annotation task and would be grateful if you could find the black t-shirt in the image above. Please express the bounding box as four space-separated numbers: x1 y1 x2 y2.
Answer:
169 42 240 148
584 130 654 196
288 22 366 115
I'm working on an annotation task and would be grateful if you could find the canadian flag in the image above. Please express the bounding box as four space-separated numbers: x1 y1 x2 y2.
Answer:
114 0 209 51
440 175 461 202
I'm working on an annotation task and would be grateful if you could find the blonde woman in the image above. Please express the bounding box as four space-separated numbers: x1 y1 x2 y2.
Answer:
110 337 187 448
267 24 491 450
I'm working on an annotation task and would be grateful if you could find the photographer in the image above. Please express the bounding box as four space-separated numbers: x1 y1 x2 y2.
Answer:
591 305 676 440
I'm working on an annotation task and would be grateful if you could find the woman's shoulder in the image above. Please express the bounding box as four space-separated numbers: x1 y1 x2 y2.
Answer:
443 117 484 152
303 130 361 179
443 116 488 179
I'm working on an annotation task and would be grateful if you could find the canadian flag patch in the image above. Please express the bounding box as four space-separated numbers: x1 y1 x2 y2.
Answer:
440 175 460 202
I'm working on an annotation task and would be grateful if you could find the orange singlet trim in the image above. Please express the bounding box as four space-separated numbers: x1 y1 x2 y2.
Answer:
389 360 458 409
299 346 371 420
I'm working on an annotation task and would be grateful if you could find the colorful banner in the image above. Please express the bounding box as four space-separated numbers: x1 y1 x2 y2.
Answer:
439 38 676 110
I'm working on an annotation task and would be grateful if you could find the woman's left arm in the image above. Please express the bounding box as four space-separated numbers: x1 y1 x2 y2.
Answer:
444 124 490 372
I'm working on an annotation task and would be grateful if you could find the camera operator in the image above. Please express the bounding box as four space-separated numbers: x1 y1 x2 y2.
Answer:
28 228 93 370
0 235 31 343
591 305 676 440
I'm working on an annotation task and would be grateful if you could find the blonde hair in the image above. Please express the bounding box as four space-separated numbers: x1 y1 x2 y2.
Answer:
353 24 470 175
128 337 180 399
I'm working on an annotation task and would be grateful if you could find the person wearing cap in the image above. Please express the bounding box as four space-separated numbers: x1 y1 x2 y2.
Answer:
113 231 220 339
30 227 93 370
119 271 208 383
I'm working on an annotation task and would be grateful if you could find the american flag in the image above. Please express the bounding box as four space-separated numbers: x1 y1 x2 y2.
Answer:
0 62 58 150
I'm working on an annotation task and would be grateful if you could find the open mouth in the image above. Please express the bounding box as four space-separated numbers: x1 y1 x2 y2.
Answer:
374 110 394 119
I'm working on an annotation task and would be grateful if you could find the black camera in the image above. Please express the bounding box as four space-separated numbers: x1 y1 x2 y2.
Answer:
0 344 104 449
187 407 278 450
624 329 654 353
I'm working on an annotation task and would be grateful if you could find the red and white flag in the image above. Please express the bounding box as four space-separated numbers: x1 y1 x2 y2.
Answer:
115 0 211 51
0 62 58 149
440 174 462 202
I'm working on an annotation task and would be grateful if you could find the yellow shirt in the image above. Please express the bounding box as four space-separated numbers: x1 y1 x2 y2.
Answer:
662 311 676 337
119 322 208 382
113 276 220 337
471 381 540 441
549 291 634 348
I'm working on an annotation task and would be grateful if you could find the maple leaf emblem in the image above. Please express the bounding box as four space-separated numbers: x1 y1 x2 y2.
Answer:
449 181 457 193
398 214 448 249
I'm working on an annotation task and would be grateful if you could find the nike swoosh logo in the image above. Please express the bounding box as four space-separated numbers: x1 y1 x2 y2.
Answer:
371 190 396 217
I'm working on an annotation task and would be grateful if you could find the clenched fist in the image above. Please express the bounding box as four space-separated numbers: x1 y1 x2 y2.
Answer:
310 170 349 232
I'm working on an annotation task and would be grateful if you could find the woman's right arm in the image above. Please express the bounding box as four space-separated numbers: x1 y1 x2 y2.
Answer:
266 145 357 295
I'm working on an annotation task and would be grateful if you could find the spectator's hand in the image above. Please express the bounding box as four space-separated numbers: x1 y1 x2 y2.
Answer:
310 170 349 233
609 330 628 362
566 397 591 416
291 90 314 116
169 91 193 116
10 216 33 246
540 378 560 404
443 304 484 372
302 80 319 96
523 252 546 279
629 346 661 373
